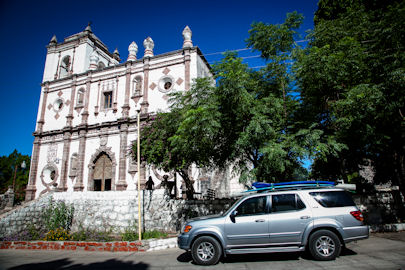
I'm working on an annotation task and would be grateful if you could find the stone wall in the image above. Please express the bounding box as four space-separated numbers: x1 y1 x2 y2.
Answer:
0 189 236 239
2 188 403 239
0 187 14 214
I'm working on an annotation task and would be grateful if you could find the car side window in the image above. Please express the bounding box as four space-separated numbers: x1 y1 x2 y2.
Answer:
271 194 306 213
236 196 267 216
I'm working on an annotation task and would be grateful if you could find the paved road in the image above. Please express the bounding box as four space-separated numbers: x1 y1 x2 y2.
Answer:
0 233 405 270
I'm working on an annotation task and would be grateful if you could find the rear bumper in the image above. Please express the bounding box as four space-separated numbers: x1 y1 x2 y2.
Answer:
343 225 369 243
177 234 191 250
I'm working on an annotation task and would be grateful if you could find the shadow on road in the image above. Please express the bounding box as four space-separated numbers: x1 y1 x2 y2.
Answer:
177 247 358 265
8 258 150 270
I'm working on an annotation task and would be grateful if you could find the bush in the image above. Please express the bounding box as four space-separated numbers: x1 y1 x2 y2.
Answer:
70 227 114 242
42 198 74 231
44 228 71 241
121 222 138 241
142 230 168 239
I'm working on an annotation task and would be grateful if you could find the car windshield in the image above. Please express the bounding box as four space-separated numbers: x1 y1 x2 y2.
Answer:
222 196 245 216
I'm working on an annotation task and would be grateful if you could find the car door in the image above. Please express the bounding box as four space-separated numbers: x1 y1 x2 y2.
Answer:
224 195 270 248
268 193 313 245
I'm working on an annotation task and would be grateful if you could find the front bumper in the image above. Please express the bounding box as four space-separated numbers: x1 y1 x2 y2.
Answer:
177 233 191 250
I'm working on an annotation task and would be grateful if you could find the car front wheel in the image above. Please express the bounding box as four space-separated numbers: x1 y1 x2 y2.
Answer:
191 236 222 265
309 230 341 261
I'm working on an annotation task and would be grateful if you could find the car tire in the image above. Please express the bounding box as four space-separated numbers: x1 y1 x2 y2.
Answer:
191 236 222 265
309 230 341 261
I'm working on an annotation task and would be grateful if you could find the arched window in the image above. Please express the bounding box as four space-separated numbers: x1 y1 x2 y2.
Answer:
97 61 105 70
59 56 71 78
76 88 85 106
133 76 143 96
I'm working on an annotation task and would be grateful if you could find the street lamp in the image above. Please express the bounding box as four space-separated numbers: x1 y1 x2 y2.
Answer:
12 160 26 191
137 109 142 241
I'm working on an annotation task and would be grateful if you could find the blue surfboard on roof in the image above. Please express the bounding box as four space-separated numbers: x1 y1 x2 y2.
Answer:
244 180 335 192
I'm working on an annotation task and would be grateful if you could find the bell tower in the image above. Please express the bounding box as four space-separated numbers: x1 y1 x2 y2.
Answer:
42 24 119 82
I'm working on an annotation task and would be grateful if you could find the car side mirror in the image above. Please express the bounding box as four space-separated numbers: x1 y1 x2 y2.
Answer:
230 210 238 223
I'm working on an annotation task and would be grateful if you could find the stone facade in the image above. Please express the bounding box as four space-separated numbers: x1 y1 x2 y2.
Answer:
26 24 244 201
0 190 236 238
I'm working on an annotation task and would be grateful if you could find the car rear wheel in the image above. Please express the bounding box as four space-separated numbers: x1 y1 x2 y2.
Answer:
191 236 222 265
309 230 341 261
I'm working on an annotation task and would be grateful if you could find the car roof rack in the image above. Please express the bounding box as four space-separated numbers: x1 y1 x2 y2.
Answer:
243 181 336 193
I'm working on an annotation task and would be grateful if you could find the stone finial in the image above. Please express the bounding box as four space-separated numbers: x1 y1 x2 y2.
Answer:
113 48 121 61
127 41 138 61
89 50 99 70
182 26 193 48
49 35 57 46
85 22 92 32
143 37 154 57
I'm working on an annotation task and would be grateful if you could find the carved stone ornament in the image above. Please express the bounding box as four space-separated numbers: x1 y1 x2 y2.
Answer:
100 136 108 146
40 163 59 196
182 26 193 48
89 51 99 70
69 153 78 180
47 144 58 163
127 41 138 61
143 37 154 57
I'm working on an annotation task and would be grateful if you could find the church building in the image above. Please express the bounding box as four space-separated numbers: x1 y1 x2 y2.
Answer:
25 25 243 201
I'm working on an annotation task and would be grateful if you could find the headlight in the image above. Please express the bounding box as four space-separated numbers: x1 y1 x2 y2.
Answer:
182 225 192 233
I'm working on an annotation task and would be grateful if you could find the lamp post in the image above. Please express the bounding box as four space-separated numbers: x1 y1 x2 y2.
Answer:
12 160 26 191
137 109 142 241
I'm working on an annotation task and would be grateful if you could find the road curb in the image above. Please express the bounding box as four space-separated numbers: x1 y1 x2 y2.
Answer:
369 223 405 233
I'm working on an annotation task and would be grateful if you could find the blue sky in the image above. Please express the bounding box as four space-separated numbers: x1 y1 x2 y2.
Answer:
0 0 318 157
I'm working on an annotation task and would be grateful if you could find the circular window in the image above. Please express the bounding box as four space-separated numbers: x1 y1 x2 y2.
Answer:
53 98 64 112
42 166 58 184
158 76 174 93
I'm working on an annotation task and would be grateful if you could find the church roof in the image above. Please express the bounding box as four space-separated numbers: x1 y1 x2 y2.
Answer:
62 25 113 58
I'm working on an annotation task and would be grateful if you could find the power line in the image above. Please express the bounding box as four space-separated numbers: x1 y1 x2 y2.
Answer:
203 40 309 57
204 48 252 56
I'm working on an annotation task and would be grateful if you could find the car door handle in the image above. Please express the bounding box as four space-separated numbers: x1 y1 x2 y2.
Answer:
300 216 310 219
255 219 265 222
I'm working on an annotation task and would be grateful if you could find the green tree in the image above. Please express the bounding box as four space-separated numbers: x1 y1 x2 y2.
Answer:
0 150 30 203
134 78 220 199
295 0 405 200
135 12 338 193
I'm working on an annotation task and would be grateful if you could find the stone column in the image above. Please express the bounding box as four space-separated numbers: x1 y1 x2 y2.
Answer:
184 49 191 91
37 83 50 133
81 74 92 125
25 136 41 201
116 123 129 190
141 57 150 114
58 130 71 191
74 129 86 191
66 75 77 126
122 63 131 118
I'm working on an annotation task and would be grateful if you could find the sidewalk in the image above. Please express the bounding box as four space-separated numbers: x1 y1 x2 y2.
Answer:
373 231 405 242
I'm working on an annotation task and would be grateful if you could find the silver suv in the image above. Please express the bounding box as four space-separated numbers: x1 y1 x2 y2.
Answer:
178 187 369 265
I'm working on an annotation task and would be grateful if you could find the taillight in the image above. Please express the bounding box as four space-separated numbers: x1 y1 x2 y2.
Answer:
350 211 364 222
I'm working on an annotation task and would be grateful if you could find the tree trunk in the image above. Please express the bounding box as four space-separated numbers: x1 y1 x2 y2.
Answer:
394 151 405 221
179 168 195 200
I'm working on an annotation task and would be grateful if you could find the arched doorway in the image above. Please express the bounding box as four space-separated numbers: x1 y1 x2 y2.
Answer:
93 152 112 191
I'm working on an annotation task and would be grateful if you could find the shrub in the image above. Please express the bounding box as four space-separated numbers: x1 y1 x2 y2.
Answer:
142 230 168 239
42 198 74 232
121 222 138 241
44 228 71 241
70 224 114 242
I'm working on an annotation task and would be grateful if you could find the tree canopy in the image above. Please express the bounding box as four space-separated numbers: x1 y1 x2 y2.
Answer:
0 150 30 203
134 1 405 202
295 0 405 198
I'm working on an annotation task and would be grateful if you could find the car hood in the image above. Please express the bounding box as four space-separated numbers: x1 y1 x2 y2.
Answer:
188 214 223 223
